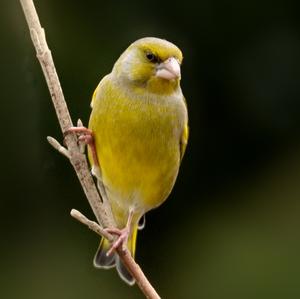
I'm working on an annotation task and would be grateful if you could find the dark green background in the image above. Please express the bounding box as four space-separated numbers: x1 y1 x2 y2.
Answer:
2 0 300 298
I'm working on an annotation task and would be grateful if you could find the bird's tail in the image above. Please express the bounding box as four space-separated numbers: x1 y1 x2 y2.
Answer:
93 224 138 285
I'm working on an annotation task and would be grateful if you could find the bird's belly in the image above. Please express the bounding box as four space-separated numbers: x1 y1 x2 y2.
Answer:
89 93 185 222
98 130 180 213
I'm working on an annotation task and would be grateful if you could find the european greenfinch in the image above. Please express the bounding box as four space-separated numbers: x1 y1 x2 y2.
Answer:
87 37 188 284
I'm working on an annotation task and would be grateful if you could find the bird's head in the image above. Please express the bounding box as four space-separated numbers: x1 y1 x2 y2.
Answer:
112 37 183 95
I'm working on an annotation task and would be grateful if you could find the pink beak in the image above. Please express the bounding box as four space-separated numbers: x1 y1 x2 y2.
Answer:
156 57 181 80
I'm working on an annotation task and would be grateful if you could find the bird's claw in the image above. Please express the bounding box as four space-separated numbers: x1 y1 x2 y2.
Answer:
64 125 99 166
105 227 130 256
64 126 93 142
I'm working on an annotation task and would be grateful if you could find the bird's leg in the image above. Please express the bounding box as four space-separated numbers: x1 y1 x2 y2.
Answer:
106 210 134 256
64 126 99 167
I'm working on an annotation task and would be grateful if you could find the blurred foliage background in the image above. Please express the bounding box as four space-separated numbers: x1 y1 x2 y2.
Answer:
2 0 300 298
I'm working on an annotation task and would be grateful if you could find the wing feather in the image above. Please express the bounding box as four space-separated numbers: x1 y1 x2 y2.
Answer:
180 97 189 161
180 123 189 161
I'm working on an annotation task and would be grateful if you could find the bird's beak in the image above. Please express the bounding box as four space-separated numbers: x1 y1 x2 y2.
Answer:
156 57 181 80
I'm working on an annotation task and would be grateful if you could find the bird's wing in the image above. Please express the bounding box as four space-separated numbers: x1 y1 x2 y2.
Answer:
90 75 110 109
179 96 189 161
180 122 189 161
90 84 100 109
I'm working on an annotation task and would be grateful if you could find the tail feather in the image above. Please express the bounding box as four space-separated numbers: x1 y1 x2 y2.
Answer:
93 225 138 285
138 214 146 230
93 238 116 269
116 255 135 285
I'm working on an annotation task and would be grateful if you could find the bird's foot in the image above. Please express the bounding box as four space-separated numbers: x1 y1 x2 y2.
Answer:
105 227 130 256
64 125 99 167
64 126 93 144
105 211 134 256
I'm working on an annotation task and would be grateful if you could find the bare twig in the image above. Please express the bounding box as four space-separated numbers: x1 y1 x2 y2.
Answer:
71 209 113 241
47 136 70 159
71 210 162 299
19 0 114 229
20 1 161 298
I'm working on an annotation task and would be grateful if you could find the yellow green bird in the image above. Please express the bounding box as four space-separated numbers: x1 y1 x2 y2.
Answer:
87 37 188 284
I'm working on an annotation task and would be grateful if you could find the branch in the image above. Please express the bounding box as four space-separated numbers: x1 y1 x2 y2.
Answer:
20 0 114 229
20 1 161 298
71 210 161 298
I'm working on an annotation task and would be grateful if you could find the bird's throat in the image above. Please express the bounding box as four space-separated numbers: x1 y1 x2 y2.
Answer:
146 76 179 95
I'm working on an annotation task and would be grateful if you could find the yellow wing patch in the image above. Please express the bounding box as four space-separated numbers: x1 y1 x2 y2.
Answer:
90 75 111 109
90 85 99 109
180 123 189 161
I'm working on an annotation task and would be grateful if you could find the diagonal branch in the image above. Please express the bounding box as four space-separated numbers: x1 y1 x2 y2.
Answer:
70 209 161 298
20 0 114 229
19 1 160 298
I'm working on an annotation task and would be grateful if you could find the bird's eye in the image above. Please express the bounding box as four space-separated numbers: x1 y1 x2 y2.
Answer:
146 52 158 63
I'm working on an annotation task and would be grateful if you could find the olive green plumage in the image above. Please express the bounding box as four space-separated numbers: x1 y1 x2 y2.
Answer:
88 37 188 284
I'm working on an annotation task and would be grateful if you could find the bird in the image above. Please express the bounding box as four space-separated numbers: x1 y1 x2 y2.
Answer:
70 37 188 285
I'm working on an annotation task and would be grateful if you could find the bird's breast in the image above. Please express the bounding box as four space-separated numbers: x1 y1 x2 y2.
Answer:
89 85 186 213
